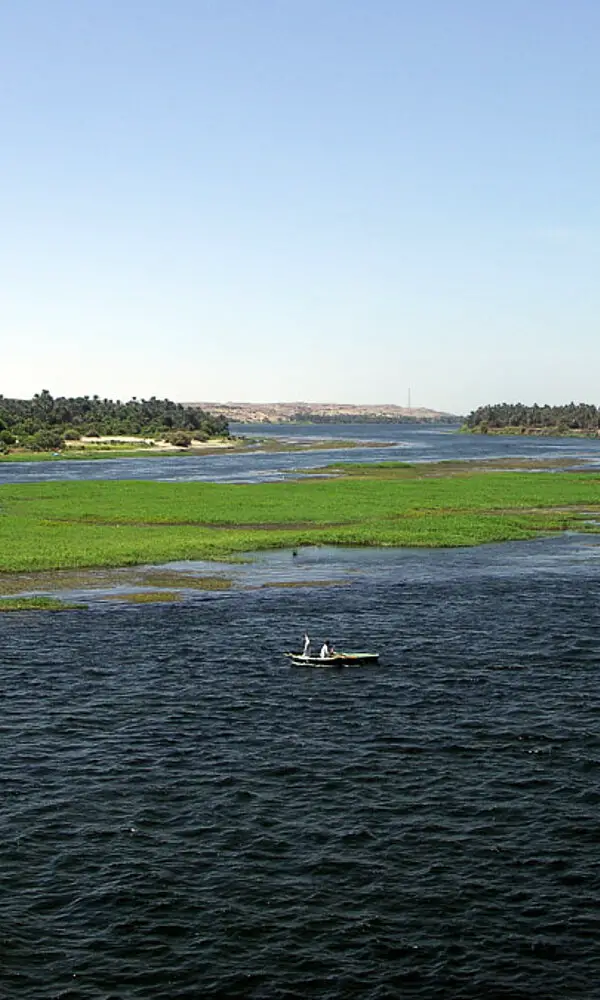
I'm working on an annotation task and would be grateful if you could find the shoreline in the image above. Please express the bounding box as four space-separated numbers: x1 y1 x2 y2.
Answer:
0 436 237 462
463 426 600 438
0 435 376 463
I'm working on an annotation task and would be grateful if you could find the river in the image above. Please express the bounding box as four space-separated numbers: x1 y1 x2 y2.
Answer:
2 422 600 484
1 425 600 998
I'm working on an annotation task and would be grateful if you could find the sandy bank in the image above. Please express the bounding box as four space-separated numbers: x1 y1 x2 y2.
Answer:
66 436 237 452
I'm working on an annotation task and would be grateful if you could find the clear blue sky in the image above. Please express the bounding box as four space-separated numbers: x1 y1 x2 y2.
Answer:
2 0 599 414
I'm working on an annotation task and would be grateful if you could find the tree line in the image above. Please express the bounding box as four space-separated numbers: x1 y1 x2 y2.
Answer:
0 390 229 451
464 402 600 433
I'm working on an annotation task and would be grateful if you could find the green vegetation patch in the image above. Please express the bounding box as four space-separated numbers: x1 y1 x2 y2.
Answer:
0 389 229 452
319 461 417 477
0 447 187 462
257 580 345 589
463 401 600 435
0 596 87 612
1 465 599 574
250 437 367 452
109 591 183 603
0 566 233 597
317 457 581 477
139 571 232 590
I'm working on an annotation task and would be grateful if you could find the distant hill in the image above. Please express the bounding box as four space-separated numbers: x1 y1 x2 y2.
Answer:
189 401 461 424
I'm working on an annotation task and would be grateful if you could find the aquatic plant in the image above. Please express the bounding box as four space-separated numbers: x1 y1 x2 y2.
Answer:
0 596 87 612
0 465 598 574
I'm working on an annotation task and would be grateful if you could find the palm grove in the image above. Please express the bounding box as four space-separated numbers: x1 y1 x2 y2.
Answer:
464 402 600 434
0 391 230 452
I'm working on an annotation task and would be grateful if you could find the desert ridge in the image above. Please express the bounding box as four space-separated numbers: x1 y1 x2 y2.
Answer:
186 401 460 423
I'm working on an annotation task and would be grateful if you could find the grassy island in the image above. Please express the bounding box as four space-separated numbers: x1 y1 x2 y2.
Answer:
0 596 87 612
1 461 599 580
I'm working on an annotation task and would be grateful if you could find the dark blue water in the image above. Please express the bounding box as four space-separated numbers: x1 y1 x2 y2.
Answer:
2 539 600 998
3 422 600 484
3 428 600 997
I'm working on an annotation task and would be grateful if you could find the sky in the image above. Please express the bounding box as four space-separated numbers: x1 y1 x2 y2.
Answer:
2 0 599 415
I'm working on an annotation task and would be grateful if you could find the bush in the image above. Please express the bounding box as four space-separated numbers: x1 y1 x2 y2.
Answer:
0 429 16 446
165 430 192 447
30 429 65 452
63 428 80 441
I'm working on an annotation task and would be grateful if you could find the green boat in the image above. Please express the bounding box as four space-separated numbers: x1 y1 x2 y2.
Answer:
284 651 379 667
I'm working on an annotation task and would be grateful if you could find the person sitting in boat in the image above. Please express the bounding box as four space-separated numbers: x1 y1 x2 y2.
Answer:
303 633 311 657
320 641 333 658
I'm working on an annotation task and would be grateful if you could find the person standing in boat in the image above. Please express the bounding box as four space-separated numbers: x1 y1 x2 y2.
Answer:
320 640 332 658
303 633 311 657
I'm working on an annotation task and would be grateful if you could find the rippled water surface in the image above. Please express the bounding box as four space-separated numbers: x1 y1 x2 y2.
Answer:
2 540 600 998
3 422 600 483
3 427 600 997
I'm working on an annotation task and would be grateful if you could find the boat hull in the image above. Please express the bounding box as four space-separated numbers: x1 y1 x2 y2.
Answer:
285 652 379 667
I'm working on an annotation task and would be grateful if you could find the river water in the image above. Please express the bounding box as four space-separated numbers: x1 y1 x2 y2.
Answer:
2 425 600 998
3 421 600 483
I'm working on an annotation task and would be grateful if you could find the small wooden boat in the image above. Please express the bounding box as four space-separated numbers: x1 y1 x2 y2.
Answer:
284 651 379 667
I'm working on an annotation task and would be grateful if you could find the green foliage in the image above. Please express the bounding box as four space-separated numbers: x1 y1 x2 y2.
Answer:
0 390 229 443
29 428 65 452
165 430 192 447
322 461 415 475
0 466 599 574
0 596 87 612
465 401 600 433
112 591 182 603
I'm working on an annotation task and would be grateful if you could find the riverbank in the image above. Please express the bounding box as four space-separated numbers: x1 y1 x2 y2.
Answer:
1 462 599 596
463 425 600 437
0 434 371 462
0 436 240 462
